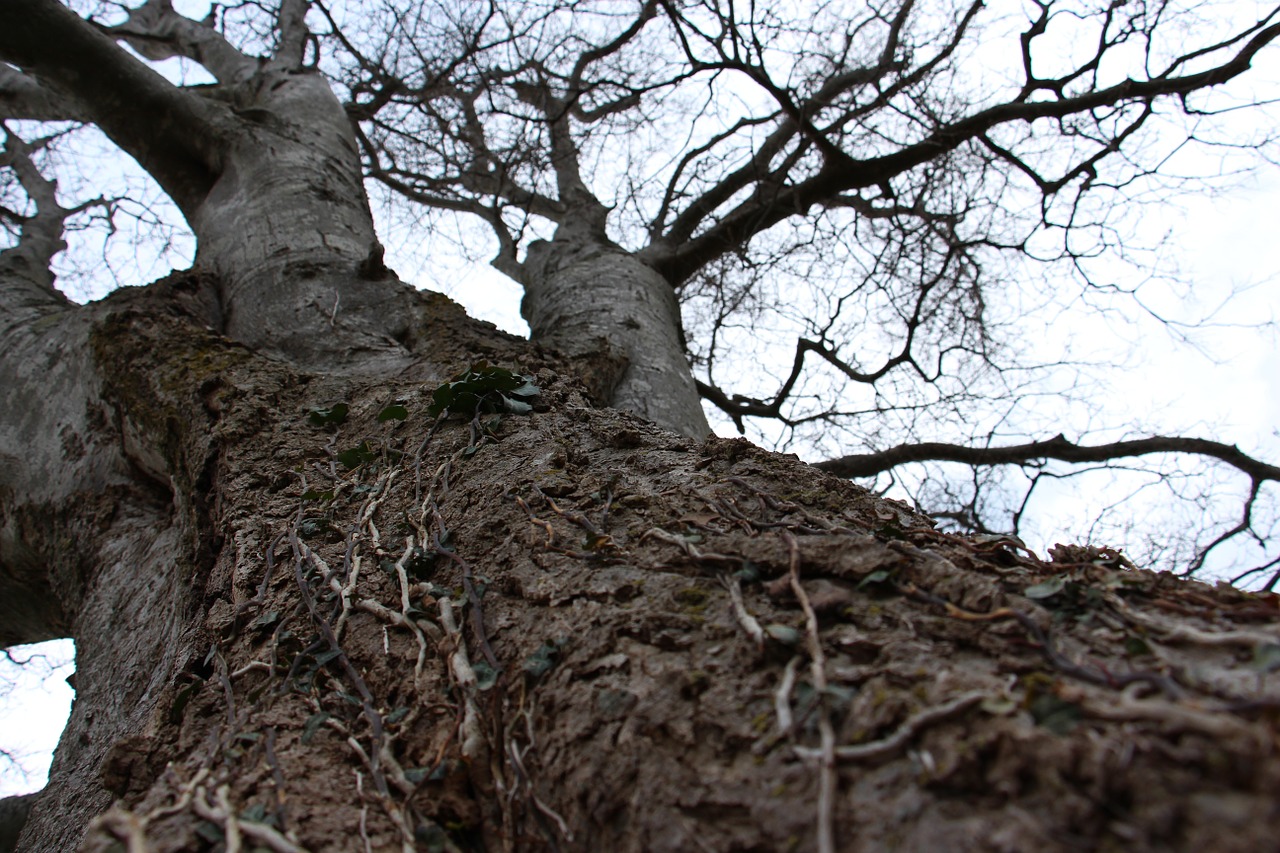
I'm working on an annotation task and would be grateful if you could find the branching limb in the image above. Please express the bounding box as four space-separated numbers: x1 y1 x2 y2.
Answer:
659 15 1280 283
0 128 72 294
0 64 90 122
816 434 1280 485
105 0 258 83
0 0 225 215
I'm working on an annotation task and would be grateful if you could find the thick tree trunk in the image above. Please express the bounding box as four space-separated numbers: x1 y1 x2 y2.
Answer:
190 72 422 370
6 275 1280 850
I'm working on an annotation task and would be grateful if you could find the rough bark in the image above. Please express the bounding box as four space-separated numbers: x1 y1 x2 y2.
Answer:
6 270 1279 851
2 4 1279 850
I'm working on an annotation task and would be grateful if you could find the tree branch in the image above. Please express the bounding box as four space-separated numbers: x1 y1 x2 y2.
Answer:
0 0 225 216
657 18 1280 284
816 434 1280 485
0 127 75 301
107 0 258 83
0 64 90 122
274 0 312 71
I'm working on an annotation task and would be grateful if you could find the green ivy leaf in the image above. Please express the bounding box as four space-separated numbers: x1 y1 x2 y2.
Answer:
1024 577 1068 600
1124 635 1153 657
427 362 540 418
307 403 348 427
297 517 331 539
195 822 225 844
250 610 281 631
472 660 500 691
523 640 564 679
168 679 203 725
240 802 268 824
857 569 893 589
378 404 409 422
1029 693 1081 735
336 441 376 469
1251 642 1280 674
301 712 330 744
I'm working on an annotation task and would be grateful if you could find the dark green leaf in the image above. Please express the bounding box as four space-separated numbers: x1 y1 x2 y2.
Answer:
378 404 409 422
168 679 203 725
403 547 435 580
302 489 335 503
240 802 268 823
523 641 563 678
734 561 761 585
427 363 540 418
1251 642 1280 674
298 517 331 539
336 441 376 469
1124 636 1153 657
195 821 225 844
1024 577 1068 600
472 660 499 691
250 610 281 631
301 711 330 744
308 403 348 427
857 569 893 589
499 395 532 414
1029 693 1081 735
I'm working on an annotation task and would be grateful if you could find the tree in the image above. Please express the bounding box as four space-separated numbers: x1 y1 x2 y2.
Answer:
2 0 1279 850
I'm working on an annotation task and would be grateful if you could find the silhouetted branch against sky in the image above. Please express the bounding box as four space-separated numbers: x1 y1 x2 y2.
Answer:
3 0 1279 577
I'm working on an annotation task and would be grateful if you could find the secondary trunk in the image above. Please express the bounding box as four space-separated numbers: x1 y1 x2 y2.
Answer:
7 273 1280 851
189 72 422 371
521 238 710 441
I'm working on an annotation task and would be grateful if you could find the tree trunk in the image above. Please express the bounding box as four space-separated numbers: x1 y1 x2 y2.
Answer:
6 273 1280 850
2 5 1278 846
189 71 423 371
521 238 710 441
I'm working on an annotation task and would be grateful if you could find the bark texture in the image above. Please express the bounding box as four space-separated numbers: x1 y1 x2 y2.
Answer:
9 270 1280 852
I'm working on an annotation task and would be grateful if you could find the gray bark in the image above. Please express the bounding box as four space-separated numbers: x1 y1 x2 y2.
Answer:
188 69 420 371
522 239 710 440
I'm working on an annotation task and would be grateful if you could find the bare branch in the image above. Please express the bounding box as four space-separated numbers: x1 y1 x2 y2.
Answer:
0 127 91 299
816 435 1280 485
274 0 313 71
657 16 1280 284
106 0 258 83
0 0 225 215
0 64 90 122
